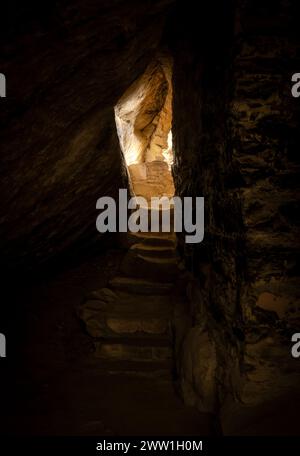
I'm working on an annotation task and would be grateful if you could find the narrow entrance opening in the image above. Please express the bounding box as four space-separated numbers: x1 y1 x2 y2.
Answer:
114 55 174 202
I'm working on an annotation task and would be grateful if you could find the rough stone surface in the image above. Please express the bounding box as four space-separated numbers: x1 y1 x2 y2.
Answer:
115 57 172 165
169 0 300 422
129 161 175 200
0 0 173 272
79 229 179 367
224 0 300 429
230 0 300 320
1 0 299 435
115 55 174 199
170 1 244 414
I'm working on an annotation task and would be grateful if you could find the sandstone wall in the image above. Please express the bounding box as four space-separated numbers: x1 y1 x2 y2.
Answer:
170 0 243 413
231 0 300 323
170 0 299 416
0 0 173 272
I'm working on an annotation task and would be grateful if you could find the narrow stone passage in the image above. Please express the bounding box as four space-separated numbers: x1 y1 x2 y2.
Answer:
81 55 181 379
80 221 177 373
78 211 216 435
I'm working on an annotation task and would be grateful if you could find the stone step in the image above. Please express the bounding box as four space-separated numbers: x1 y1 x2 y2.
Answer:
120 253 179 281
128 231 177 248
132 182 175 202
93 359 174 378
105 315 170 336
86 289 172 310
94 337 173 362
109 277 174 295
130 242 177 259
80 291 173 338
126 206 175 233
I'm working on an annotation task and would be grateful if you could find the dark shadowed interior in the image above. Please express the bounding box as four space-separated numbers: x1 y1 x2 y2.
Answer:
0 0 299 436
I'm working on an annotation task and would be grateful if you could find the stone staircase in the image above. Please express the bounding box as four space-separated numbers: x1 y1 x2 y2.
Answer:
79 212 179 377
128 161 175 201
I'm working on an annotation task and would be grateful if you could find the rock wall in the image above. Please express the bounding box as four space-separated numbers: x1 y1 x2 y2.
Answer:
1 0 298 431
222 0 300 432
170 0 244 413
115 59 170 166
115 55 174 199
231 0 300 323
0 0 173 272
170 0 299 418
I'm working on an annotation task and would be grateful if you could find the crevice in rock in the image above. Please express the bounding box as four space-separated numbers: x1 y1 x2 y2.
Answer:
114 54 174 201
1 0 299 437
